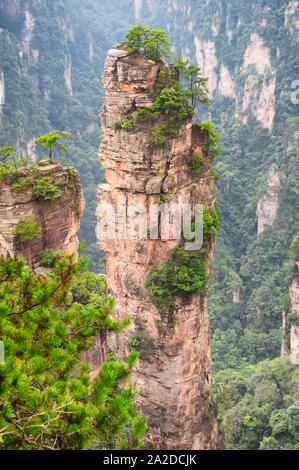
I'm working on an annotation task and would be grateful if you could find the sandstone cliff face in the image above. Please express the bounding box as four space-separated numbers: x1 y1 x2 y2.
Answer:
0 162 84 267
289 275 299 364
282 271 299 365
257 166 280 235
97 49 222 450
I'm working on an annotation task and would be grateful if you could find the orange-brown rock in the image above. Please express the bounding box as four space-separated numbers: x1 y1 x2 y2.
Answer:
97 48 223 449
282 267 299 365
0 162 84 267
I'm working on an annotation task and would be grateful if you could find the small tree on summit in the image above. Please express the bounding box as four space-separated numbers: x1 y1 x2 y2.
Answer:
34 131 70 163
174 57 210 109
120 24 172 62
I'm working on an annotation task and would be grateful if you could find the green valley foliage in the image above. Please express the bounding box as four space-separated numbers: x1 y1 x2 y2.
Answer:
213 357 299 450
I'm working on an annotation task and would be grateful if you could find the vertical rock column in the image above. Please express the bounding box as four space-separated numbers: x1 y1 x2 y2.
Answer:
0 162 84 267
97 49 222 449
282 269 299 365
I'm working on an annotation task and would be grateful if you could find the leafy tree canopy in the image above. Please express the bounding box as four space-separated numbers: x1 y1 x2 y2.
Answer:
120 24 172 62
34 131 70 163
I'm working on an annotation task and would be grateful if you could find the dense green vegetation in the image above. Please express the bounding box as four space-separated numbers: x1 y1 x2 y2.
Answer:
0 253 146 449
120 24 173 61
145 208 220 310
145 246 209 310
34 131 70 163
15 220 41 242
214 357 299 450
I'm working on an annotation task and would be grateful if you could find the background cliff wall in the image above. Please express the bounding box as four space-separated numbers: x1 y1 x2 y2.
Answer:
97 49 222 450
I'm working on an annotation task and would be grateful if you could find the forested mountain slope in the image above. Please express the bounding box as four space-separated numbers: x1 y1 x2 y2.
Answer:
0 0 298 372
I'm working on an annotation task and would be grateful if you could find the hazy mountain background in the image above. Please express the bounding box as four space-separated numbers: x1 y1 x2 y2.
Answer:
0 0 298 448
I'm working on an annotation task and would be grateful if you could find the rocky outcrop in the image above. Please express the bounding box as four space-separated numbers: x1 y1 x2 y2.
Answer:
0 162 84 267
97 48 222 449
290 279 299 364
238 33 276 132
282 270 299 365
0 70 4 116
257 165 280 235
194 37 218 94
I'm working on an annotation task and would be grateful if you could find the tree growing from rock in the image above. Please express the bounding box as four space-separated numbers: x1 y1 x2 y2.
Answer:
121 24 172 62
34 131 70 163
174 57 210 109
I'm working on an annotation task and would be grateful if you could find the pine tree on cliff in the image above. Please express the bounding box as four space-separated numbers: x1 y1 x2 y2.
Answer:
0 253 147 450
34 131 70 163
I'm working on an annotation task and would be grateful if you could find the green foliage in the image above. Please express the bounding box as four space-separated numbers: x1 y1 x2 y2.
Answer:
136 108 151 121
116 29 215 167
121 115 134 131
280 293 291 312
205 385 231 421
1 1 297 395
15 220 42 242
66 162 77 179
210 168 222 181
287 312 299 327
0 146 67 202
0 254 145 449
151 124 178 147
286 234 299 281
11 176 34 193
33 177 62 200
71 271 107 305
39 249 64 268
0 146 27 171
115 115 134 132
259 402 299 450
0 146 29 183
188 152 204 174
202 208 221 240
214 357 299 450
290 235 299 263
150 82 193 120
174 56 210 109
34 131 70 163
145 246 209 310
197 122 223 155
145 207 220 309
120 24 172 62
153 193 168 205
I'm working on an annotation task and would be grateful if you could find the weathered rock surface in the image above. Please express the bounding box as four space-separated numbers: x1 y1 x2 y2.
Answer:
257 165 280 235
282 267 299 365
0 162 84 267
97 49 222 449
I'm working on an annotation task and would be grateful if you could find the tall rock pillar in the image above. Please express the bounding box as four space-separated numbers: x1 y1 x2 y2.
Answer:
97 48 222 449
